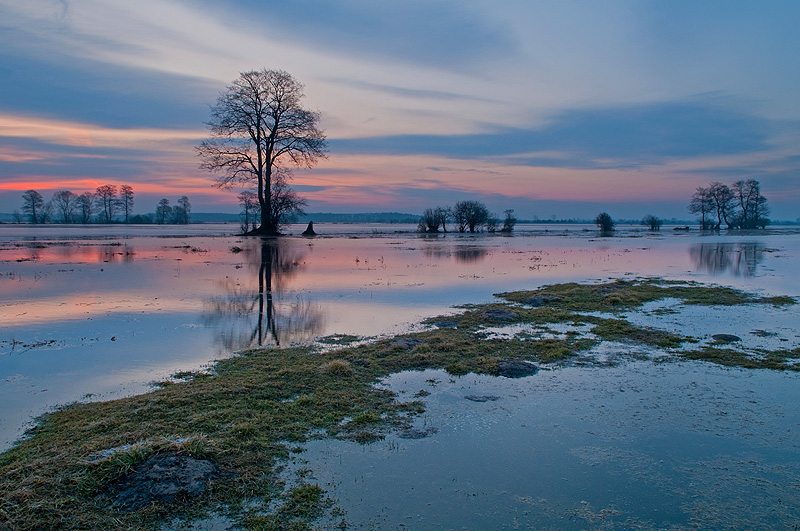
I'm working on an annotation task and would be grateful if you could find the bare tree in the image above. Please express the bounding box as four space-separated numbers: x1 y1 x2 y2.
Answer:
95 184 118 223
198 69 327 235
21 190 44 224
453 200 490 233
75 192 95 223
155 198 172 224
52 190 77 223
594 212 615 232
173 196 191 224
500 209 517 232
731 179 770 229
753 194 770 228
689 186 714 229
267 170 306 230
420 206 449 233
642 214 662 231
119 185 135 223
238 190 260 233
707 182 735 230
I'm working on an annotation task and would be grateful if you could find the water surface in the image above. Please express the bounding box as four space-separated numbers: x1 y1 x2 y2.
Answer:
1 223 798 454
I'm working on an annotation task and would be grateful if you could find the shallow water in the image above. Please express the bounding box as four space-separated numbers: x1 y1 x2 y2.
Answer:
293 363 800 530
1 223 799 453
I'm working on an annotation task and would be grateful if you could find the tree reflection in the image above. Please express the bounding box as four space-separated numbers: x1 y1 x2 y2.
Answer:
690 242 763 277
203 239 324 350
422 245 488 263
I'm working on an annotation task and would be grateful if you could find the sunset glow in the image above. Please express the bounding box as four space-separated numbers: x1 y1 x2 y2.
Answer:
1 1 798 219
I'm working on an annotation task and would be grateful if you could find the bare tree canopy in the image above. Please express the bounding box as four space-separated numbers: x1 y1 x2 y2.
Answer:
21 189 44 224
95 184 118 224
197 69 327 235
689 179 770 229
453 200 490 233
52 190 78 223
119 185 135 223
594 212 615 232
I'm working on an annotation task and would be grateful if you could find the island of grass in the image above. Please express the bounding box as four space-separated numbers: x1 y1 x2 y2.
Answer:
1 278 797 530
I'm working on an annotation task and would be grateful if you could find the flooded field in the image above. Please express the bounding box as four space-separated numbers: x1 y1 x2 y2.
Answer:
1 223 799 529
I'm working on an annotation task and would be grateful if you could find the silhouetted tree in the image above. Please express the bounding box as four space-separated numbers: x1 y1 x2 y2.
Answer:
38 199 53 224
731 179 770 229
642 214 662 231
155 198 172 224
52 190 78 223
453 200 490 233
75 192 95 223
267 170 306 230
420 206 449 233
594 212 615 232
21 190 44 224
95 185 118 223
689 186 714 229
198 69 327 235
500 209 517 232
119 185 135 223
173 196 191 224
238 190 260 233
707 182 735 230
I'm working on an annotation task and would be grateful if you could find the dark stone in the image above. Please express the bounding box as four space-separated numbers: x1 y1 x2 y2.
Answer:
712 334 742 343
109 453 219 512
432 320 459 329
522 294 561 307
497 360 539 378
397 426 438 439
464 395 501 402
302 221 316 236
391 338 425 349
481 308 517 322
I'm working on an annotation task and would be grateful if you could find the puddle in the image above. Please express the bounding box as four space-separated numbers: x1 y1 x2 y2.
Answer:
286 362 800 530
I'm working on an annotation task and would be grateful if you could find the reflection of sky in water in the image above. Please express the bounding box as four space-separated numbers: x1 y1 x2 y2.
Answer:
1 225 799 449
291 365 800 530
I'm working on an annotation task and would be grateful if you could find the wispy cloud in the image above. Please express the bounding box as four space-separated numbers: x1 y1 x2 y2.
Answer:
0 113 205 149
331 98 774 169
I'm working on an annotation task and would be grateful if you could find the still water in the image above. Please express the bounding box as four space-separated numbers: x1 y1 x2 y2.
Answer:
1 223 799 528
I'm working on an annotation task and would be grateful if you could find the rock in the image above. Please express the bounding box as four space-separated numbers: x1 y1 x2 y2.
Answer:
391 338 425 349
712 334 742 343
464 395 501 402
497 360 539 378
522 294 560 307
109 453 219 512
431 320 459 329
302 221 316 236
481 308 517 322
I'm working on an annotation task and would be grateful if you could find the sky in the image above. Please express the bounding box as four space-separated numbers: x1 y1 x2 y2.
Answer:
1 0 799 221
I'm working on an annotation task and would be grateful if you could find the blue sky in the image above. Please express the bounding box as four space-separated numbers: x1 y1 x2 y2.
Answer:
1 0 799 220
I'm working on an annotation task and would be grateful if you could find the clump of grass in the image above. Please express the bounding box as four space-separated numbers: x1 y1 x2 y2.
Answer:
682 346 800 371
499 278 793 313
320 359 353 376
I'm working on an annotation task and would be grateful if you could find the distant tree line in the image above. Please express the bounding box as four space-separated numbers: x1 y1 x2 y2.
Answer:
16 186 191 225
418 200 517 233
689 179 770 229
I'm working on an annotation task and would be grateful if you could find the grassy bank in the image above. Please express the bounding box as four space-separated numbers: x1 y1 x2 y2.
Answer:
1 279 796 530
